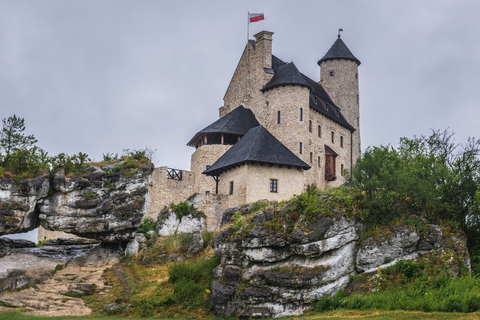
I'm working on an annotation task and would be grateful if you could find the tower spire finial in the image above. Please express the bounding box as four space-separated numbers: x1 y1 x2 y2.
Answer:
338 28 343 38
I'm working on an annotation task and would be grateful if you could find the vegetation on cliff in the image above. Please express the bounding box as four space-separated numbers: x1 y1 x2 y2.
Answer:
0 115 154 182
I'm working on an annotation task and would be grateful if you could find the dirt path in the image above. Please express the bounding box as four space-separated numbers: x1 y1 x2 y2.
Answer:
113 263 131 297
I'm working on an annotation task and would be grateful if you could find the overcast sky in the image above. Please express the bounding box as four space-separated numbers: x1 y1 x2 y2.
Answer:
2 1 480 241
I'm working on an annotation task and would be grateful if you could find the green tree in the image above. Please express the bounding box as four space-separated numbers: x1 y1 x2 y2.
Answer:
0 115 37 166
350 129 480 229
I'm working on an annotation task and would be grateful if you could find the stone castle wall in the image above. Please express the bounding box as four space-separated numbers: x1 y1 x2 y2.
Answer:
221 31 273 119
190 144 232 194
145 166 196 220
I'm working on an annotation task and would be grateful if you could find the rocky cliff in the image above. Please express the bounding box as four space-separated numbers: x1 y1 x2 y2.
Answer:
0 158 153 243
209 193 470 318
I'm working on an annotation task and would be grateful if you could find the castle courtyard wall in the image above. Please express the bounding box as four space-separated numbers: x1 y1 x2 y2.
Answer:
145 166 196 220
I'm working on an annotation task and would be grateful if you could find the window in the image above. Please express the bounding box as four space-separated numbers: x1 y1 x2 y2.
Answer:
270 179 278 193
340 136 344 148
310 152 313 163
277 110 281 124
341 164 344 176
309 120 312 133
318 156 321 168
299 142 303 154
357 95 359 105
205 190 210 194
229 181 234 195
299 108 303 121
331 131 335 144
318 125 321 138
329 70 334 76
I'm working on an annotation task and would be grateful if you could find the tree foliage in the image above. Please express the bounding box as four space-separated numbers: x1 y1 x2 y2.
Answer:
350 129 480 229
0 115 37 166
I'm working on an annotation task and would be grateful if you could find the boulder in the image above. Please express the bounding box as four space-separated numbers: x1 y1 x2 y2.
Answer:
125 239 139 257
39 160 153 243
186 231 204 255
156 209 206 236
0 175 50 235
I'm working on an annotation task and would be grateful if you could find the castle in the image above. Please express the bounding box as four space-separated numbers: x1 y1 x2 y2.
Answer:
39 29 362 240
146 29 361 229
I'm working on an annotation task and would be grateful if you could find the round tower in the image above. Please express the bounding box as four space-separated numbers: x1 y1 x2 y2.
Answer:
318 31 361 164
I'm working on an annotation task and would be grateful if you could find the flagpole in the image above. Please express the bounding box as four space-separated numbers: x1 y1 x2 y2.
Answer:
246 12 250 101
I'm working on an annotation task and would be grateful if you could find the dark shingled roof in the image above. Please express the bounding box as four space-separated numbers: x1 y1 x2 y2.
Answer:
187 106 260 147
261 62 312 93
317 37 361 66
203 126 310 176
264 56 355 131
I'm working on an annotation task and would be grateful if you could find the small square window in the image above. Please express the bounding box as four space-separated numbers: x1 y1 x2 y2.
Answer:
329 70 334 76
229 181 234 195
270 179 278 193
205 190 210 194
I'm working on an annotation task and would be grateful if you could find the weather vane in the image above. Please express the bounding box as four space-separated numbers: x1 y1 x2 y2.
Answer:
338 28 343 38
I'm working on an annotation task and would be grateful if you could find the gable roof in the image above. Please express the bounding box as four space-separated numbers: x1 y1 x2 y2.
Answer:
317 37 361 66
203 125 310 176
260 62 312 92
187 106 260 147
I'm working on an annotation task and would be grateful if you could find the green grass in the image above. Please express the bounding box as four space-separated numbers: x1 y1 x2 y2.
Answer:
1 310 480 320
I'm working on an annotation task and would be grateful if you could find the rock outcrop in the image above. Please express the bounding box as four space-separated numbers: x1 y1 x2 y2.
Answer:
0 237 122 316
156 209 206 236
0 159 153 243
0 175 49 235
210 199 360 318
209 196 471 318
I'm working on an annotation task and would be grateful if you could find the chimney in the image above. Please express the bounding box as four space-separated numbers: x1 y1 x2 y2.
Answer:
254 31 274 69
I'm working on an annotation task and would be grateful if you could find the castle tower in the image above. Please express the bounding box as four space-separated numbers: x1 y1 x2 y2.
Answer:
318 32 361 164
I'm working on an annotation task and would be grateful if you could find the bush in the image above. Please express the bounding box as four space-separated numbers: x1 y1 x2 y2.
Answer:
136 217 156 234
171 201 194 219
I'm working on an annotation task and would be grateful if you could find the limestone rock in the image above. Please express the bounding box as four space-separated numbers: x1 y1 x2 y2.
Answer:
156 209 206 236
210 201 359 318
125 239 139 256
39 160 153 243
186 231 204 255
186 193 200 209
0 175 50 235
356 225 420 272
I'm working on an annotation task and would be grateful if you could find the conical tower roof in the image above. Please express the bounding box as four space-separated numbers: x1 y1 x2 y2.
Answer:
261 62 312 92
317 36 361 66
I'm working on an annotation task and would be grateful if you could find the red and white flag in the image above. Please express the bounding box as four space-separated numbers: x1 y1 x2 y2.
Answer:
249 13 264 23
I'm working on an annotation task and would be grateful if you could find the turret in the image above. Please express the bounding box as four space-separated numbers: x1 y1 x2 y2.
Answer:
318 30 361 163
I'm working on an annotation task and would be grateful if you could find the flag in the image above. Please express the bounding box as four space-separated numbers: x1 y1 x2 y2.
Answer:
249 13 264 23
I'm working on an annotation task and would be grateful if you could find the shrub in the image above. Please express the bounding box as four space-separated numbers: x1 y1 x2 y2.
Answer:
136 217 156 234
